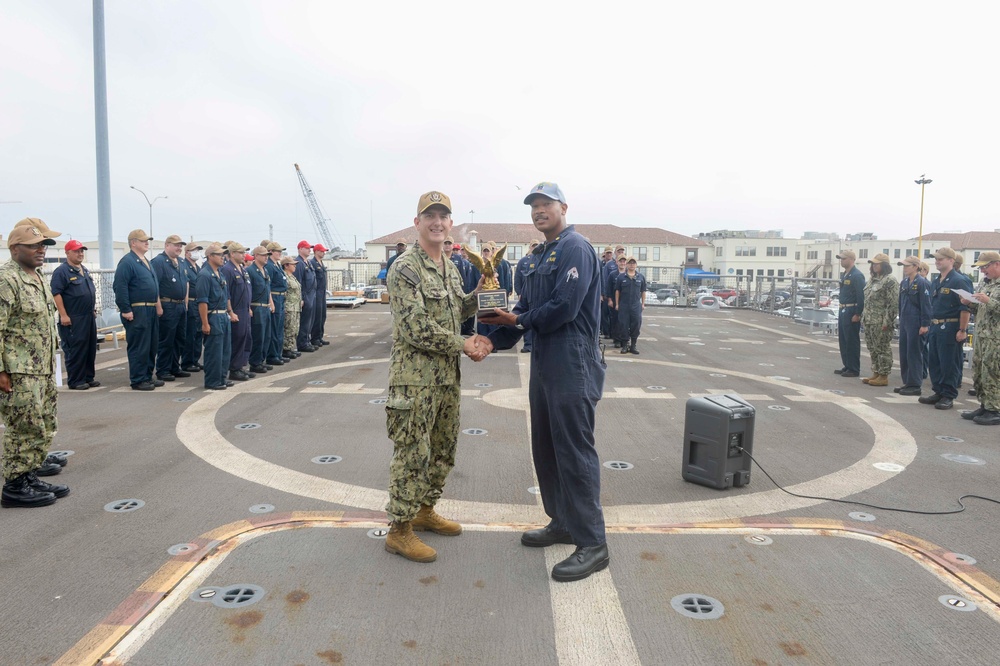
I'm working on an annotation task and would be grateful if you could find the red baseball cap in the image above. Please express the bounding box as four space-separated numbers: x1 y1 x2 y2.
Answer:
64 240 88 251
453 243 462 250
313 244 329 252
244 253 253 262
297 240 313 249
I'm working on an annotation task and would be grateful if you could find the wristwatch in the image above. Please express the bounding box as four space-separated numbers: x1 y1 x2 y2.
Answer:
514 316 525 331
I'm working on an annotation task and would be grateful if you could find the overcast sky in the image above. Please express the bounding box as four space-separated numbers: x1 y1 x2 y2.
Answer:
2 1 997 255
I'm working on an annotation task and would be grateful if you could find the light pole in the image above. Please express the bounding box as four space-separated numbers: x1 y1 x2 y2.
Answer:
130 186 167 238
469 209 475 225
914 175 932 260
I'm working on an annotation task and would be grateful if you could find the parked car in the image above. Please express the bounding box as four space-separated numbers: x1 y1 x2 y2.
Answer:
656 288 679 301
327 290 365 308
712 288 737 299
695 294 721 310
363 285 386 299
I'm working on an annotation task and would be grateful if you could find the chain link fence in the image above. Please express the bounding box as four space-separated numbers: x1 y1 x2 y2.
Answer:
634 265 841 333
43 263 838 334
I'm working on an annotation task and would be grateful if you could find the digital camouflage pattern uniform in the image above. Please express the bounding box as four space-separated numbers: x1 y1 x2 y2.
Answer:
283 273 302 353
385 244 478 522
967 278 1000 412
862 272 899 377
0 260 59 481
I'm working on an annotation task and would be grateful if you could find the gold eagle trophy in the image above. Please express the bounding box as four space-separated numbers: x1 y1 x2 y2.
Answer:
466 243 509 317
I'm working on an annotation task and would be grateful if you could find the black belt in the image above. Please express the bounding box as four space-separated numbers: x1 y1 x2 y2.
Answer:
931 318 959 324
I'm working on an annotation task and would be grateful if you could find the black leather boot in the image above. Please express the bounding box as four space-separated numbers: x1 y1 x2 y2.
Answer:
1 474 57 508
551 544 610 582
26 472 69 498
35 461 62 477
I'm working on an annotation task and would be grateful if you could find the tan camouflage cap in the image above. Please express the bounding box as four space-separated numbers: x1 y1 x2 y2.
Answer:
15 217 62 239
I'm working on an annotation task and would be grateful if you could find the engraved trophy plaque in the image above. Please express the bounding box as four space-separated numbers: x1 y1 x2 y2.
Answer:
467 244 510 317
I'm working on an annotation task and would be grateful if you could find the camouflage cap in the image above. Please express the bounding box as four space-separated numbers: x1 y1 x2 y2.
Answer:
15 217 62 239
417 191 452 215
973 250 1000 266
7 224 56 248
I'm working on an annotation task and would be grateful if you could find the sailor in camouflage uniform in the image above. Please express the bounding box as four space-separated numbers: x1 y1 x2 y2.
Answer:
860 253 899 387
1 223 71 508
383 190 485 563
281 256 302 355
960 251 1000 425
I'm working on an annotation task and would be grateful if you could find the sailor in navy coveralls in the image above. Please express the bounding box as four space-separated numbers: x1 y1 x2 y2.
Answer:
918 247 973 410
835 250 865 377
480 182 609 583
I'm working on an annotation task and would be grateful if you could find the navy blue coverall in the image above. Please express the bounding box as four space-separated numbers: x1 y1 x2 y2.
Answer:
898 274 932 389
607 267 627 348
602 259 620 339
600 259 615 337
222 261 252 371
838 265 866 373
614 271 647 349
50 262 97 388
151 252 188 379
928 269 973 399
195 264 231 389
113 251 160 386
310 256 327 345
180 257 203 368
514 254 534 351
266 257 287 363
488 225 607 548
294 255 316 349
246 261 272 367
460 255 479 336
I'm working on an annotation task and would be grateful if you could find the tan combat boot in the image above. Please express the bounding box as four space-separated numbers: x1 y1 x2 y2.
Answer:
385 521 437 562
411 504 463 536
861 373 879 385
868 375 889 387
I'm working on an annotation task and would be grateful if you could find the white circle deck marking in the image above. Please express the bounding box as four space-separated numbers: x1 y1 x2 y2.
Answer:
176 357 917 525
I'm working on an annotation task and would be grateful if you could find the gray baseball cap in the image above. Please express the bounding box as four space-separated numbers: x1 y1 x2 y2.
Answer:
523 182 566 205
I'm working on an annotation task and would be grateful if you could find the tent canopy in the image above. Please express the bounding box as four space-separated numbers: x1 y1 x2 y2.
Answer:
683 268 721 279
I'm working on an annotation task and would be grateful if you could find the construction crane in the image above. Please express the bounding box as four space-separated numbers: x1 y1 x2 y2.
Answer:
294 163 342 251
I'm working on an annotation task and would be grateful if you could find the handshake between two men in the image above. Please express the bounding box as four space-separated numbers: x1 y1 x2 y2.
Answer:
461 307 520 362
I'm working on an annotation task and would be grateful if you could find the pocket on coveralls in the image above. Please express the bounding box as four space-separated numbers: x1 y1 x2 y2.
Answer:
385 395 414 442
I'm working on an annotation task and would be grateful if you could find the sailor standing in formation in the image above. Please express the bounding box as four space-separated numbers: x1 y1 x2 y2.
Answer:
1 222 70 508
50 239 99 391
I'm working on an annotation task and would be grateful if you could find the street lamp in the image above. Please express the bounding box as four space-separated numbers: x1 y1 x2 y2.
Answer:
469 209 475 224
914 175 932 260
130 185 167 237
